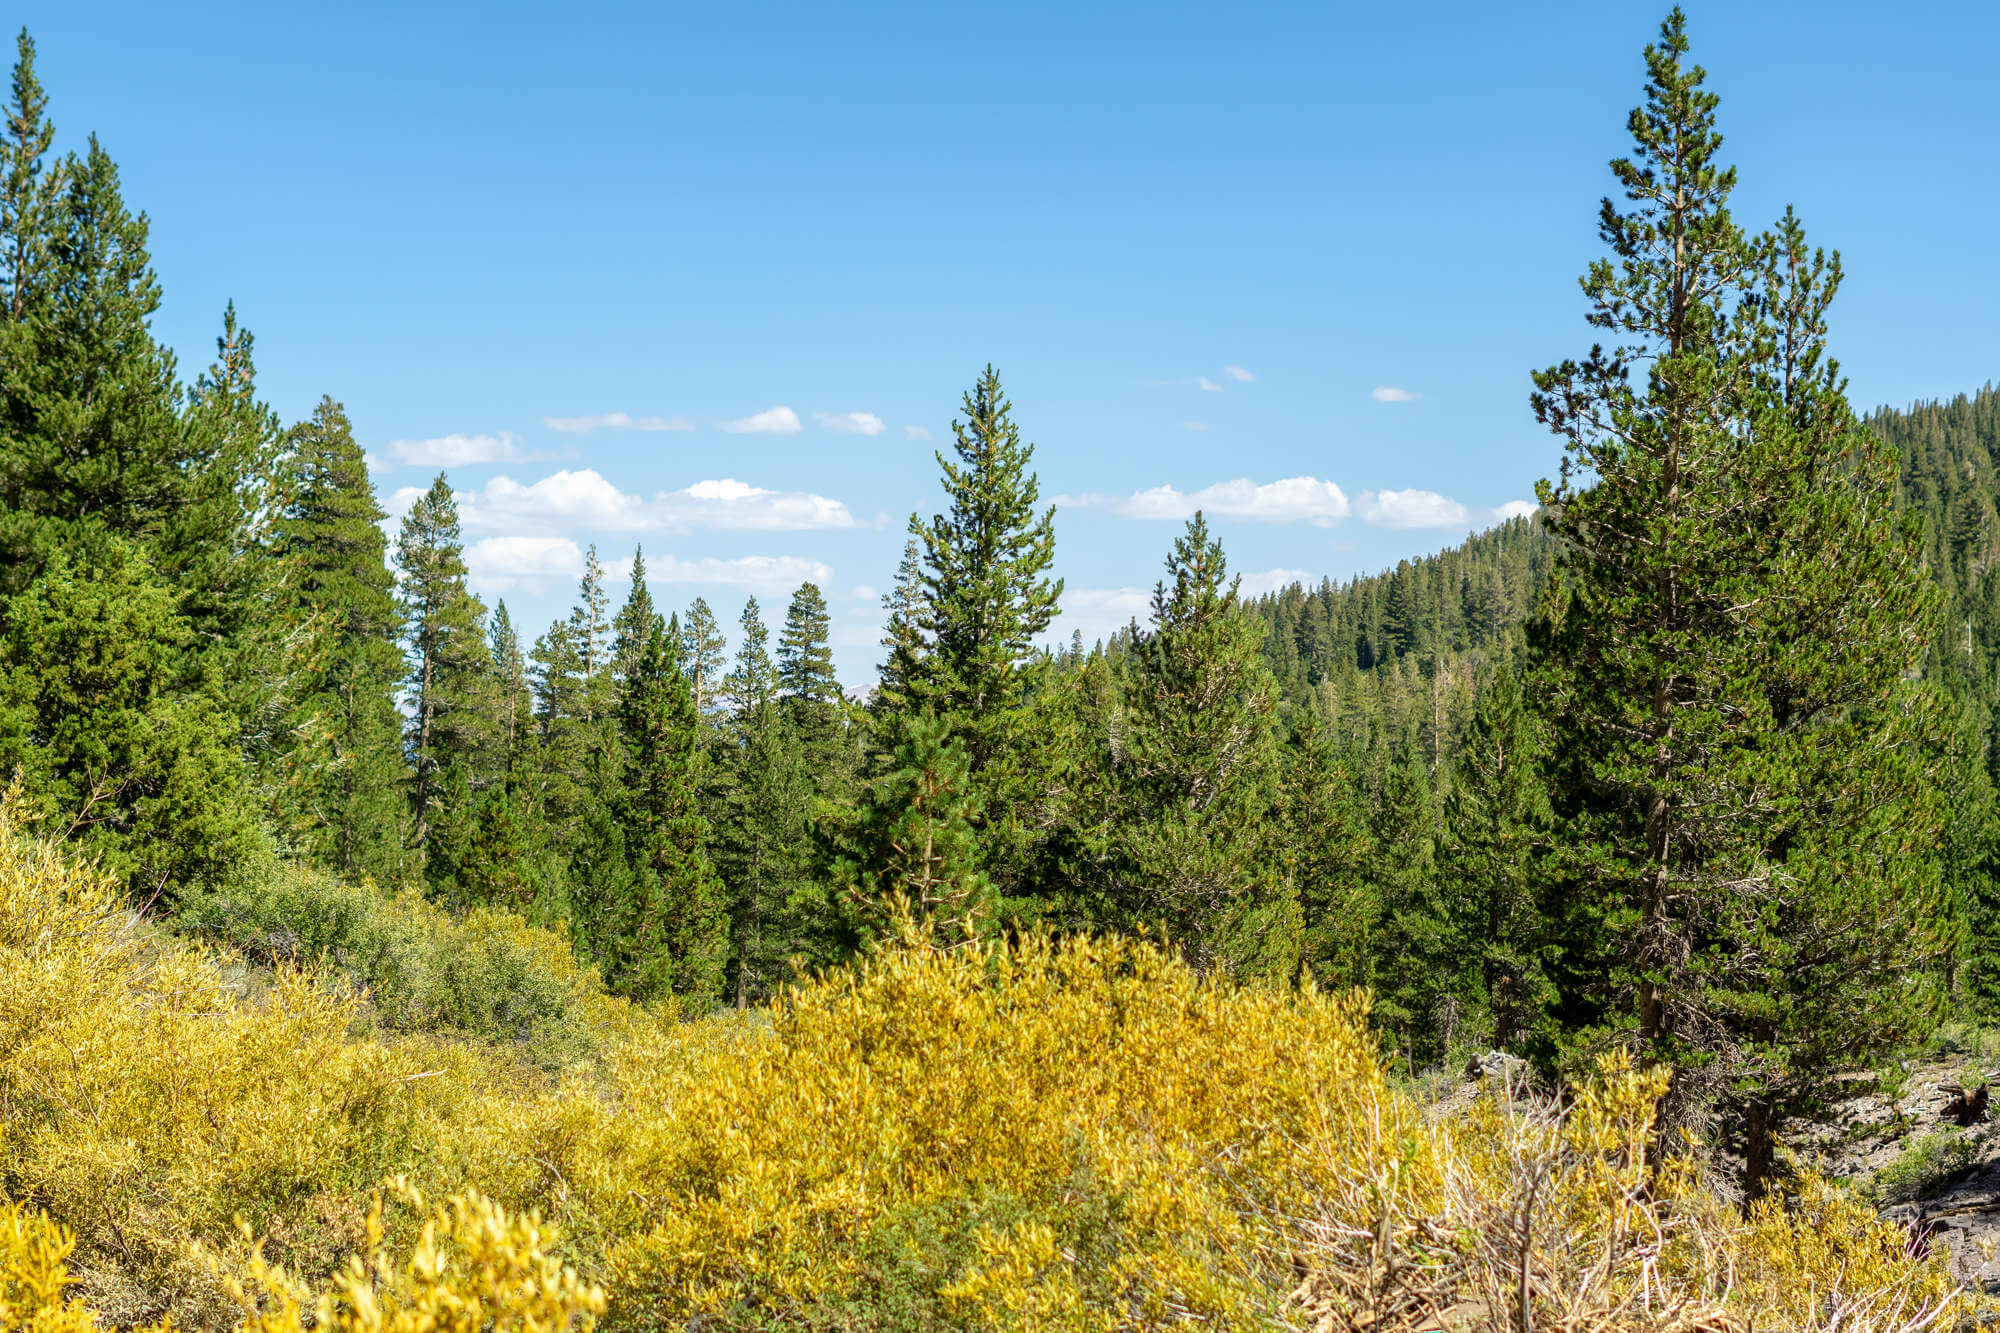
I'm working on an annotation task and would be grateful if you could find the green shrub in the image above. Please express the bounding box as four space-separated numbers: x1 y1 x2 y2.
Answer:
177 851 601 1065
1867 1129 1979 1205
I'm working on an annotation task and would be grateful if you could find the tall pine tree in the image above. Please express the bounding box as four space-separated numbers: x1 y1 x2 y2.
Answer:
1530 9 1951 1188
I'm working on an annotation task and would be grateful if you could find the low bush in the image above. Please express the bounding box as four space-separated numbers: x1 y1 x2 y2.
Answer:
0 806 1972 1330
177 848 606 1064
1868 1129 1981 1206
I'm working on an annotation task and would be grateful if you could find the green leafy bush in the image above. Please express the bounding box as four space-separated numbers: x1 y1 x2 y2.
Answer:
1867 1129 1979 1204
177 851 602 1064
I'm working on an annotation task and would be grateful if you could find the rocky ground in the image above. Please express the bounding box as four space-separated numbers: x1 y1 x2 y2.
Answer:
1794 1051 2000 1293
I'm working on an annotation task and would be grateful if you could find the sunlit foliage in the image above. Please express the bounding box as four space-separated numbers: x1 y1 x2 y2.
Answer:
0 808 1968 1329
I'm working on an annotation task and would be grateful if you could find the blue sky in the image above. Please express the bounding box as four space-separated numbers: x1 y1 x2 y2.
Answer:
22 1 2000 679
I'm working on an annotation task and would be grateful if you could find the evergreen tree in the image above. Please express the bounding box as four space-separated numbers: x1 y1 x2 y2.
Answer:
1282 704 1376 992
396 474 494 857
616 618 728 1005
532 549 620 849
724 595 777 713
611 546 656 685
1529 10 1951 1188
1113 513 1283 974
269 396 406 881
777 581 841 752
1368 725 1454 1059
717 596 812 1004
0 541 257 896
0 134 204 592
1440 665 1552 1052
875 538 925 712
890 367 1063 892
0 29 55 326
839 709 992 949
489 600 535 784
681 595 728 723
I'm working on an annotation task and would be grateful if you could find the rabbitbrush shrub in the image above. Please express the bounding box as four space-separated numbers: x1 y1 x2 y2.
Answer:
0 795 1973 1330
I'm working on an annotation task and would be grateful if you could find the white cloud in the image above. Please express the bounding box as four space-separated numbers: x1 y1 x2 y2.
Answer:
1360 488 1471 529
1058 476 1351 526
1237 568 1316 598
1195 376 1224 393
1223 365 1255 383
364 453 394 475
1371 386 1418 403
393 468 858 535
813 410 886 436
383 432 523 467
541 412 693 434
903 425 932 441
1047 587 1153 646
852 584 879 601
606 553 833 596
1180 421 1210 431
1491 499 1539 523
464 536 584 595
719 405 803 435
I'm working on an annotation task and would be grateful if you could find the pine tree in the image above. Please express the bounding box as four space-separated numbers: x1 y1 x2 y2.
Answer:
1440 665 1551 1052
875 538 925 712
1367 724 1455 1061
901 368 1061 747
0 540 258 897
1 29 57 327
839 709 992 949
1113 513 1283 974
681 596 728 723
1282 704 1376 992
611 546 656 685
724 595 777 713
1529 10 1951 1188
533 549 621 850
889 366 1063 894
716 596 811 1005
0 135 205 592
270 396 406 881
489 600 535 784
616 618 728 1005
777 581 841 752
396 474 495 857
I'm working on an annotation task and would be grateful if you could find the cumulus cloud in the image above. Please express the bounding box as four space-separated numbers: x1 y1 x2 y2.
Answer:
1371 386 1419 403
1046 586 1153 646
392 469 857 535
383 432 523 467
719 405 803 435
1359 488 1471 529
1237 568 1317 598
1223 365 1255 383
813 411 886 436
464 536 584 594
903 425 932 441
606 553 833 596
541 412 693 434
852 584 879 601
1058 476 1351 526
1491 499 1539 522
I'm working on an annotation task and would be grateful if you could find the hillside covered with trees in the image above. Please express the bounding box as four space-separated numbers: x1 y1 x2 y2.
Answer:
1 9 1995 1329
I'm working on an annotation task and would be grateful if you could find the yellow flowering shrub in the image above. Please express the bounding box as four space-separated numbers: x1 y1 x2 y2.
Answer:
230 1182 603 1333
0 1201 98 1332
0 802 1972 1330
563 928 1422 1327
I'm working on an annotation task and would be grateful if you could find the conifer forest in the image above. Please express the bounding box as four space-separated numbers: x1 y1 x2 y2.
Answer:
4 10 1999 1330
